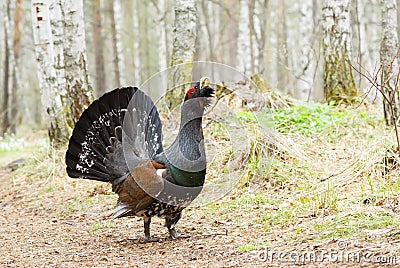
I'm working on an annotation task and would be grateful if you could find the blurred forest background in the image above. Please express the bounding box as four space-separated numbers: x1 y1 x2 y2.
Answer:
1 0 399 140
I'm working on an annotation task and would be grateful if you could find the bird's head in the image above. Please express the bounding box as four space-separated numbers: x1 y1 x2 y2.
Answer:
184 77 214 107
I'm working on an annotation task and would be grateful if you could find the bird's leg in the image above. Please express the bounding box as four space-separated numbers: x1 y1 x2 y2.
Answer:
144 216 151 239
143 216 159 242
165 212 188 239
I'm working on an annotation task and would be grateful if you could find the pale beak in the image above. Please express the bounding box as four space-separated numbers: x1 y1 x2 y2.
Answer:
199 77 210 89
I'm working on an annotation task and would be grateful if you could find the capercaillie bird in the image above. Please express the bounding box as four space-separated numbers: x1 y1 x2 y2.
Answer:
65 77 214 241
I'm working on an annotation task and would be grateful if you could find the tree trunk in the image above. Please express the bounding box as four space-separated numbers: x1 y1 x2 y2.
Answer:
313 0 319 30
151 0 168 72
92 0 106 96
201 0 216 62
114 0 125 86
61 0 93 127
150 0 168 97
141 3 151 80
397 0 400 44
380 0 400 126
31 0 68 144
248 0 257 74
10 0 22 134
296 0 315 100
350 0 380 98
255 0 269 76
224 0 239 68
109 0 123 88
236 0 251 76
49 0 65 106
277 0 289 93
351 0 374 93
322 0 357 104
167 0 197 108
1 0 11 135
132 0 141 83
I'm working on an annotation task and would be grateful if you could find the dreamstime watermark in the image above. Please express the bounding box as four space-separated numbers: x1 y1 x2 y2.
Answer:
255 241 398 265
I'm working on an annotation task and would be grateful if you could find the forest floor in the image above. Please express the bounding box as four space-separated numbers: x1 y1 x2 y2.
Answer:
2 100 400 267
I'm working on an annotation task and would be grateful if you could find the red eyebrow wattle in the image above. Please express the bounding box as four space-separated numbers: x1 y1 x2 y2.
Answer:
187 88 195 98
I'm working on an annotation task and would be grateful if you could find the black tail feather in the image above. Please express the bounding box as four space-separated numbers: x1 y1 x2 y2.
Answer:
65 87 163 184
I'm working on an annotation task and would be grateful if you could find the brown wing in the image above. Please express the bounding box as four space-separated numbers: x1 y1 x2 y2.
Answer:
113 160 165 218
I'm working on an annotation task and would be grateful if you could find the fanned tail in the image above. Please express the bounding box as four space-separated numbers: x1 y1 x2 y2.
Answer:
65 87 163 185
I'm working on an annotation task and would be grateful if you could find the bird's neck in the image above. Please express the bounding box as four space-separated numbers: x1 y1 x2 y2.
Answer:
176 100 205 161
164 100 206 184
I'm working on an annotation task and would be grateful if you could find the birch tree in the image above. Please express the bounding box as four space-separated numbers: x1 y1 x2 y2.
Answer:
237 0 252 76
380 0 399 126
49 0 65 100
109 0 125 87
168 0 197 108
92 0 106 96
322 0 357 103
62 0 93 126
296 0 316 100
32 0 92 143
31 0 68 143
397 0 400 43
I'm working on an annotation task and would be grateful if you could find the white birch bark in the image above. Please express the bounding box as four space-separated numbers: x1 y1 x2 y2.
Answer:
380 0 399 66
380 0 400 125
296 0 315 100
237 0 251 76
398 0 400 43
61 0 93 126
49 0 65 93
31 0 68 142
322 0 357 103
322 0 352 62
168 0 197 107
171 0 197 67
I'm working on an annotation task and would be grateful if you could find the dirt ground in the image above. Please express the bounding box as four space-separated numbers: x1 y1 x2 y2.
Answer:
0 164 397 268
0 172 252 268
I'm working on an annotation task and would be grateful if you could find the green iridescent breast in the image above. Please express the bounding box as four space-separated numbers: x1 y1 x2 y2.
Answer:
168 165 206 187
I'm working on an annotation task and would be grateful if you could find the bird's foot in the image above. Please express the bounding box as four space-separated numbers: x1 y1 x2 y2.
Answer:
169 229 190 240
142 236 162 243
